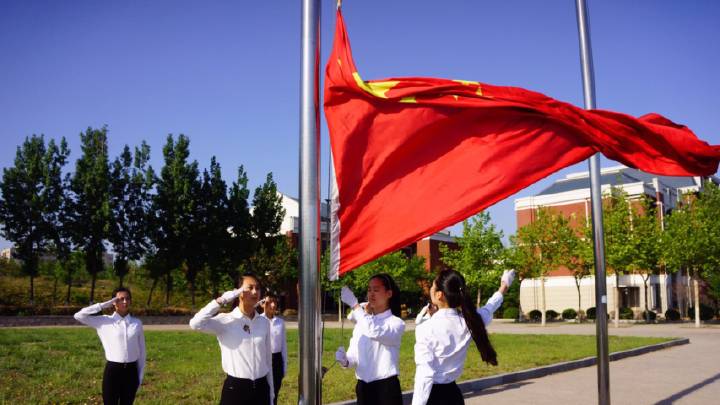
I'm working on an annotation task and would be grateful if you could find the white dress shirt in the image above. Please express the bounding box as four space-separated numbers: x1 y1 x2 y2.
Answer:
262 314 288 376
344 306 405 383
189 300 274 402
74 303 146 384
412 291 504 405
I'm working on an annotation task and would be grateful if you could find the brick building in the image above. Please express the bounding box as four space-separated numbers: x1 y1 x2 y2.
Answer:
514 165 719 318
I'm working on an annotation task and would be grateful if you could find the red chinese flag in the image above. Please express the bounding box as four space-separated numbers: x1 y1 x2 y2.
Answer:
324 10 720 279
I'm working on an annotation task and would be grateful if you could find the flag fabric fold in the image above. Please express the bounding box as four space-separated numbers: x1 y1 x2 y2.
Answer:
324 10 720 279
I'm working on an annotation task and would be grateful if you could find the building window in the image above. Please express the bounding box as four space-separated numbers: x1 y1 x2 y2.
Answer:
619 287 640 308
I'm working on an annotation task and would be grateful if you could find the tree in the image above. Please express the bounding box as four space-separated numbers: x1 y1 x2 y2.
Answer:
553 213 593 321
42 138 74 304
338 251 429 312
152 134 199 306
251 173 285 252
108 142 155 287
0 135 49 304
202 157 232 301
663 181 720 327
440 212 505 306
226 166 252 291
512 207 569 326
603 186 634 327
71 127 111 303
627 196 661 323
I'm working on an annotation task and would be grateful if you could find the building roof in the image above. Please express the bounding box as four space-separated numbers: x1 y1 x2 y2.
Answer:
536 166 713 196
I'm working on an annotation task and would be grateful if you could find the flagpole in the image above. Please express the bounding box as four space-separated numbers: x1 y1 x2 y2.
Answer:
299 0 322 404
575 1 610 404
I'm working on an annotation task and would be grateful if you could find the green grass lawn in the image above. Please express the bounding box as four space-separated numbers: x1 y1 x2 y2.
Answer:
0 328 670 404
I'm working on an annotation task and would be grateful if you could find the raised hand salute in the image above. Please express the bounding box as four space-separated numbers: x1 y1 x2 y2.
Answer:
74 288 145 405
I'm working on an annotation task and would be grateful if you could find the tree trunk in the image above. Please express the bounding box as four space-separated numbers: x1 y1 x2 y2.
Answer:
338 297 342 323
90 273 97 304
476 289 482 308
541 277 546 326
693 268 700 328
614 273 620 328
575 277 582 322
147 277 158 306
65 278 72 305
517 278 524 322
29 276 35 306
190 280 196 309
52 276 58 306
165 273 172 306
643 275 650 323
118 274 125 288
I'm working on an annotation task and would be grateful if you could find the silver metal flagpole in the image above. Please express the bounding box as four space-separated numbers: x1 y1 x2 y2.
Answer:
299 0 322 404
575 1 610 404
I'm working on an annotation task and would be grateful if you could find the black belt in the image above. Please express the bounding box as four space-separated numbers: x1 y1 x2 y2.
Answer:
106 361 137 369
226 374 268 388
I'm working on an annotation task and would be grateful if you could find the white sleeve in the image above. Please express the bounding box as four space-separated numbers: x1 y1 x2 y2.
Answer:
266 322 275 404
354 308 405 347
412 326 436 405
476 291 504 326
188 299 224 334
73 303 107 328
137 322 146 386
344 327 359 369
281 320 288 376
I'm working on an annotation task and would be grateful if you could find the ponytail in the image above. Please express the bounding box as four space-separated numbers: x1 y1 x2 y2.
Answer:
435 270 498 366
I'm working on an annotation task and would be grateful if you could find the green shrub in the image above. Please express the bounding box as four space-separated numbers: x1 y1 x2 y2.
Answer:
562 308 578 320
586 307 597 319
528 309 542 321
502 307 519 320
545 310 559 320
641 310 657 321
619 307 634 320
687 305 715 321
664 308 681 321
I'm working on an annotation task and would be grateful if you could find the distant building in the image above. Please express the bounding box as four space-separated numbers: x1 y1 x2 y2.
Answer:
514 165 719 318
1 247 15 260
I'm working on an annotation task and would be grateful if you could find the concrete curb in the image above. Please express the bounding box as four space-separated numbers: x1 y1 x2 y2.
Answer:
328 337 690 405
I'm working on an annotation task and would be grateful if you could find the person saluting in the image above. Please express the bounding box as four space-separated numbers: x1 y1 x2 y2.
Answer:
74 287 145 405
190 272 274 405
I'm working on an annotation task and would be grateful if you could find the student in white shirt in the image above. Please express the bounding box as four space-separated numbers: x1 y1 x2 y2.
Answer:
412 269 515 405
260 295 287 405
189 272 274 405
335 273 406 405
74 287 146 405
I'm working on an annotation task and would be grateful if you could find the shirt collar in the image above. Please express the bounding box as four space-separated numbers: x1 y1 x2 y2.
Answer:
434 307 461 318
230 306 258 321
373 308 393 320
111 312 131 323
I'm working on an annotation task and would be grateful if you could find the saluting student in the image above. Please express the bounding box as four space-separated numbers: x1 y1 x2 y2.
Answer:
74 287 146 405
412 269 515 405
335 273 405 405
189 272 274 405
260 295 287 405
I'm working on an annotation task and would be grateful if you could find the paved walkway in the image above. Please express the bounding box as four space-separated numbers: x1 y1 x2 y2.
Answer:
466 323 720 405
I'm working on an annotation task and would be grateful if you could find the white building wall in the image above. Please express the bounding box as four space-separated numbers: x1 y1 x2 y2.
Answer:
520 274 666 317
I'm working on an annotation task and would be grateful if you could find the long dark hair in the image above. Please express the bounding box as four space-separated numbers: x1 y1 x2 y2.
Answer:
369 273 402 317
434 270 497 366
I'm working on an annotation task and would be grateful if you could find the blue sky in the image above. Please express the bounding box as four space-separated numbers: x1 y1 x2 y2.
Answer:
1 0 718 250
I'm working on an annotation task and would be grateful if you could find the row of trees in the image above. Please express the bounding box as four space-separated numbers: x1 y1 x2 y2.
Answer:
442 182 720 326
0 128 293 307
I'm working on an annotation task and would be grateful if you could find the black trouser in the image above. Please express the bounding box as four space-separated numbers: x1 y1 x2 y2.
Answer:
220 374 270 405
355 375 402 405
272 352 284 405
102 361 139 405
427 381 463 405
